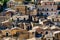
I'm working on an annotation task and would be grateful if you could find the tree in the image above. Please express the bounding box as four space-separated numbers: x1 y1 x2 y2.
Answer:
0 0 9 12
3 0 9 8
0 0 9 5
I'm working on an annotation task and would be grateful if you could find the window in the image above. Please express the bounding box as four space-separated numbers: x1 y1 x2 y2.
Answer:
50 3 52 5
55 13 56 14
51 9 53 11
48 39 50 40
47 13 48 15
54 2 56 5
57 19 59 22
45 3 47 5
37 8 39 11
42 8 44 11
45 31 48 34
47 9 48 11
6 32 8 37
52 19 54 21
40 12 43 16
24 18 26 21
57 6 60 10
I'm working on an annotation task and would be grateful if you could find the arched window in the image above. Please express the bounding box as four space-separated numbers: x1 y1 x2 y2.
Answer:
6 32 9 37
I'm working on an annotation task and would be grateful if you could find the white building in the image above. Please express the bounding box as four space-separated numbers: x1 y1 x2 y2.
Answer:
37 2 58 16
12 15 29 20
45 31 53 40
39 18 48 25
47 15 60 22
